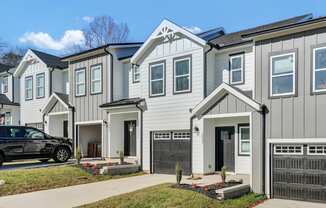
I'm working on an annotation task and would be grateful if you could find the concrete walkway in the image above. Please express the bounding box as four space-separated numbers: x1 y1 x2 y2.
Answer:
256 199 326 208
0 174 175 208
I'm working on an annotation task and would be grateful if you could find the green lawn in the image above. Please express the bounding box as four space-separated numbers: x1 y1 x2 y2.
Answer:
79 184 265 208
0 165 143 196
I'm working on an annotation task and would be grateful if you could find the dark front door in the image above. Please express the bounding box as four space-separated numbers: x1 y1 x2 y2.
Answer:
215 126 235 172
63 120 68 138
124 120 136 156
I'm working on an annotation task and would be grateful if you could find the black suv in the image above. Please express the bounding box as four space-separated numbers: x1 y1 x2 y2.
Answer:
0 126 72 166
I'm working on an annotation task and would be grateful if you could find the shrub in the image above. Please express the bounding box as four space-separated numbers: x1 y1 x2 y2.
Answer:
175 162 182 185
221 166 227 184
116 150 124 164
76 147 82 165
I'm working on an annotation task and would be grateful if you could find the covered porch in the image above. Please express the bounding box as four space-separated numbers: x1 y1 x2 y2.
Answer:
100 98 145 166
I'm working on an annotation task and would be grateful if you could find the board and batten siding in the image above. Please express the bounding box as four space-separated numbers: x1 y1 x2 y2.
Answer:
132 36 205 171
49 101 67 113
255 27 326 139
69 54 110 122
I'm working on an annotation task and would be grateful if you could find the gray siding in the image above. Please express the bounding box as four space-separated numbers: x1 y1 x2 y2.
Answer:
49 101 67 113
255 27 326 139
69 54 110 122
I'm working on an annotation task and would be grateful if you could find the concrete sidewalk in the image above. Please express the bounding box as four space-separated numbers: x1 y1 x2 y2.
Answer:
256 199 326 208
0 174 175 208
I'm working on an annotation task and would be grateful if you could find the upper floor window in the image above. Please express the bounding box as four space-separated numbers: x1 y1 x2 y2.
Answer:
36 73 45 98
2 76 8 93
90 64 102 94
133 66 140 83
270 52 296 97
313 47 326 93
174 56 191 93
238 124 250 155
25 76 33 100
149 61 165 97
75 68 86 96
230 54 244 85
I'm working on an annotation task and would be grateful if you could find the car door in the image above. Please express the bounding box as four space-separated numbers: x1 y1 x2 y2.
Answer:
23 127 53 158
2 127 26 159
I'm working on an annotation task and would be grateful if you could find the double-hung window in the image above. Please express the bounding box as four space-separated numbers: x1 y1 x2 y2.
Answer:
149 62 165 97
2 76 8 93
238 124 250 155
133 66 140 83
270 52 296 97
90 64 102 94
174 56 191 93
36 73 45 98
230 54 244 84
75 68 86 96
25 76 33 100
313 46 326 93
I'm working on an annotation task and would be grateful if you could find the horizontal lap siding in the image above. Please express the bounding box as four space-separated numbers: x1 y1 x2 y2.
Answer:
255 28 326 139
136 36 204 171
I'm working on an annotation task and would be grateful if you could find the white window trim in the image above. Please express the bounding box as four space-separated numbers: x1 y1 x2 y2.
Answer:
75 69 86 96
270 52 296 97
174 57 191 93
133 66 140 83
153 132 171 140
230 54 244 85
25 76 33 100
313 46 326 93
35 73 45 98
273 144 303 155
2 76 8 93
239 125 250 155
149 62 165 97
307 145 326 155
90 65 102 94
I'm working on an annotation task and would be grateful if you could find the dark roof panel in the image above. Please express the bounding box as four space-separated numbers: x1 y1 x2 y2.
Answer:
31 49 68 69
0 63 12 74
53 92 70 107
116 47 141 60
196 27 225 41
0 94 19 106
210 14 313 48
100 98 144 108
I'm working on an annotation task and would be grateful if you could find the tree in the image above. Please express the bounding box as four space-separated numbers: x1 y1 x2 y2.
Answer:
0 47 27 66
83 16 129 49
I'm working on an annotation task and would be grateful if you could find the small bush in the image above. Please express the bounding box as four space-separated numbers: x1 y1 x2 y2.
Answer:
76 147 82 165
221 166 227 184
175 162 182 185
116 150 124 164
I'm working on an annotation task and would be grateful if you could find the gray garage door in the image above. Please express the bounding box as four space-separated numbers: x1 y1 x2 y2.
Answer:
152 131 191 175
272 144 326 203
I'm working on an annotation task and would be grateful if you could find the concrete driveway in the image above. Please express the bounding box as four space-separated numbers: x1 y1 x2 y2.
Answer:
256 199 325 208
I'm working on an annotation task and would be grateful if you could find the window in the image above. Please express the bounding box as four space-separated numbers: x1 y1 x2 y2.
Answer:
153 132 171 140
90 64 102 94
25 128 45 139
149 62 165 97
133 66 140 83
308 145 326 155
2 76 8 93
5 112 11 125
270 53 296 97
274 145 303 155
230 54 244 84
174 56 191 93
313 47 326 93
25 76 33 100
75 68 86 96
238 125 250 155
173 131 190 140
36 73 45 98
8 127 26 139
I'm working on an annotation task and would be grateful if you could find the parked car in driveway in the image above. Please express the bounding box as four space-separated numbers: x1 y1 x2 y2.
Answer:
0 126 72 166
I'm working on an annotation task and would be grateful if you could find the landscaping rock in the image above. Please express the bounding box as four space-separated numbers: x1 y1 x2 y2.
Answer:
0 180 5 187
216 184 250 200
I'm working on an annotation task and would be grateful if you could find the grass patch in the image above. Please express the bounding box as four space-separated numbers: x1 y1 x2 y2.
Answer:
79 184 264 208
0 165 143 196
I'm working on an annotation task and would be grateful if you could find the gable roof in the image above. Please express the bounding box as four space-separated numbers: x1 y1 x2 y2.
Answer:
209 13 313 48
41 92 71 114
131 19 211 64
0 94 19 106
0 63 12 74
30 49 68 69
191 83 262 118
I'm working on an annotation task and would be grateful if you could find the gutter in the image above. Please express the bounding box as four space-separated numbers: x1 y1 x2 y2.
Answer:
135 104 144 171
6 69 14 102
104 47 114 102
203 43 215 98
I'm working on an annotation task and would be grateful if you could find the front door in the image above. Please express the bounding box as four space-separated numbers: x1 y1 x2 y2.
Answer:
215 126 235 172
63 120 68 138
124 120 136 156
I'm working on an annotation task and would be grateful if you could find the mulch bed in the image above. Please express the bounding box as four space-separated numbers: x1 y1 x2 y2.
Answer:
172 181 241 199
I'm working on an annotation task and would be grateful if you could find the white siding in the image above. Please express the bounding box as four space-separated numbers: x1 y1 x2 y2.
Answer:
52 69 67 94
133 37 205 171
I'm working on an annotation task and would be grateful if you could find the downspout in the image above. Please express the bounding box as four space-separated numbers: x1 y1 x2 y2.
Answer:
6 69 14 102
136 104 144 171
49 67 55 96
104 47 114 102
261 105 267 194
189 114 196 175
203 43 214 98
69 106 75 155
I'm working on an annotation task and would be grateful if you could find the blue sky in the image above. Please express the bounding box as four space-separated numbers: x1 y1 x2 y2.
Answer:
1 0 324 54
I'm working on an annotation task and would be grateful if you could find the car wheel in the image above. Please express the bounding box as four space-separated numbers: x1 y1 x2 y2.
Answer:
54 147 71 163
39 159 50 163
0 154 4 166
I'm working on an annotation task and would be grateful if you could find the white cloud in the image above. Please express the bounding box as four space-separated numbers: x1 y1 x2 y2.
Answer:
82 16 94 23
183 26 202 34
19 30 85 51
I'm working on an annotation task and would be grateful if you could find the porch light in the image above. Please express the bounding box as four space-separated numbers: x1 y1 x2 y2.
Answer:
194 126 199 133
129 123 135 132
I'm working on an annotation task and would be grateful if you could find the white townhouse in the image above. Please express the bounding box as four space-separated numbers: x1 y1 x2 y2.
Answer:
14 49 68 131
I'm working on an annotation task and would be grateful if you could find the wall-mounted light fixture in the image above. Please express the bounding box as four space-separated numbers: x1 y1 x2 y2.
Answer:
194 126 199 133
